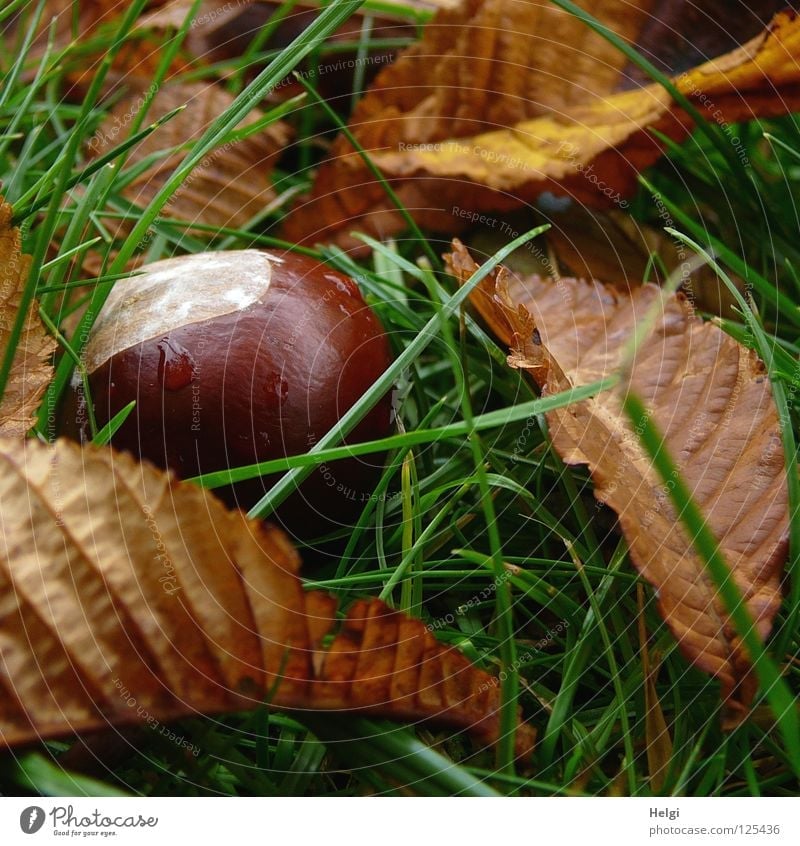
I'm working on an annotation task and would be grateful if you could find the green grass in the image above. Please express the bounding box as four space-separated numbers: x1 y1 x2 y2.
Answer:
1 0 799 797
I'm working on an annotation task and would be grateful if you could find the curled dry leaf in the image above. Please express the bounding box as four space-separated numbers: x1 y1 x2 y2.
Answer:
0 436 534 757
13 1 191 96
90 81 291 233
0 201 56 438
284 1 800 248
445 240 788 721
139 0 444 31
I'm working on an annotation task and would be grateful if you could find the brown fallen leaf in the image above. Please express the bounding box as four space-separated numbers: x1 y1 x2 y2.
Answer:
12 1 190 97
0 436 535 757
141 0 455 33
638 583 672 792
132 0 452 121
284 2 800 248
89 81 292 233
445 240 788 722
0 201 56 438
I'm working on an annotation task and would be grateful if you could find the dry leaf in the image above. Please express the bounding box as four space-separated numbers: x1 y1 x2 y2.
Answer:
90 81 291 231
0 436 534 757
139 0 447 31
445 240 788 721
0 201 56 438
284 1 800 248
13 1 190 96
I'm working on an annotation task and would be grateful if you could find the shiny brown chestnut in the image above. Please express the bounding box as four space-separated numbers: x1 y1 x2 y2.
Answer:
67 249 394 533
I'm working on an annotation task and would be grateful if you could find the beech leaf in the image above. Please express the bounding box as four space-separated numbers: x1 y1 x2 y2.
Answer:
284 1 800 248
0 436 534 757
0 200 56 438
445 240 789 720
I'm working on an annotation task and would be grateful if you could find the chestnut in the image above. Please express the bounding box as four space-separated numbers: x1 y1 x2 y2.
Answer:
66 249 393 534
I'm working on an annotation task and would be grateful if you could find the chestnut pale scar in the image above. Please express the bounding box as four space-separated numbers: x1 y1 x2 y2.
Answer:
84 250 279 373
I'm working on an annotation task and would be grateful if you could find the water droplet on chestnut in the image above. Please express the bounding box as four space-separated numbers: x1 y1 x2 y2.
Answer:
157 338 196 391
